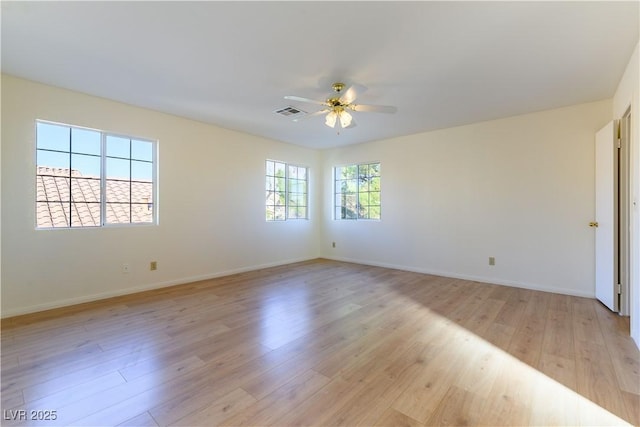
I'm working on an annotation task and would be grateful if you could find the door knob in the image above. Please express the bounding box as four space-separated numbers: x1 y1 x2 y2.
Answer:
589 222 599 228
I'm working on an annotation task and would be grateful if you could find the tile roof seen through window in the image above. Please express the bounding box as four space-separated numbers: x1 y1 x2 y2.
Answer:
36 166 153 228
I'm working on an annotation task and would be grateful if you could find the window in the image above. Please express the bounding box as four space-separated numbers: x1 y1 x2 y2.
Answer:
334 162 381 220
265 160 308 221
36 121 157 228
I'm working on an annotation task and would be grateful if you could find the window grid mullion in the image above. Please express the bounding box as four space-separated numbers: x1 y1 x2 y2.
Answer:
101 132 106 226
152 141 157 224
129 139 133 224
67 127 73 227
356 164 360 219
284 166 289 220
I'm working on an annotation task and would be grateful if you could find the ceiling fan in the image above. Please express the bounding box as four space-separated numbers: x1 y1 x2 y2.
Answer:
285 82 397 129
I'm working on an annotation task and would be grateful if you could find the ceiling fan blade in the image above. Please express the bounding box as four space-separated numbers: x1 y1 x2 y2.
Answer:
351 104 397 114
292 109 328 122
339 83 367 105
284 95 328 106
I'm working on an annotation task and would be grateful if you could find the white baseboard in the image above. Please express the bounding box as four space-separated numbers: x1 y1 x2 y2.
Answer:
323 255 595 299
1 256 316 319
3 255 596 319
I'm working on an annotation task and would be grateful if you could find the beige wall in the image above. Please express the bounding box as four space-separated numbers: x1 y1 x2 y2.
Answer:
1 75 322 317
321 100 612 297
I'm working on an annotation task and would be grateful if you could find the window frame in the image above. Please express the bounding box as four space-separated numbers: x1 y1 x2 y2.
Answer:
265 159 309 221
35 120 158 229
333 161 381 221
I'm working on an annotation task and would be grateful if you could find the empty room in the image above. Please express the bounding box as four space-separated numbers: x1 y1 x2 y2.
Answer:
1 2 639 426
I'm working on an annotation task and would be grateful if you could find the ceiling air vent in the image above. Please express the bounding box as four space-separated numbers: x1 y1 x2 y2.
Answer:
273 106 306 118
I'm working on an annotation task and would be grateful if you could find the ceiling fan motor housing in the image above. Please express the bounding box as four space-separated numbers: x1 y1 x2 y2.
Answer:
329 83 347 107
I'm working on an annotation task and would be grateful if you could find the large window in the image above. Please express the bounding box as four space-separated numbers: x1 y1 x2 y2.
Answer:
36 121 156 228
265 160 308 221
334 162 381 220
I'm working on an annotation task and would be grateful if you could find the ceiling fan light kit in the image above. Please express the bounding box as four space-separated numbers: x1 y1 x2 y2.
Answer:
339 110 352 128
284 82 396 130
325 110 337 127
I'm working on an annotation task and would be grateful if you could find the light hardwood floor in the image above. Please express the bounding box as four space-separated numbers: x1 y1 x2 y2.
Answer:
1 259 638 426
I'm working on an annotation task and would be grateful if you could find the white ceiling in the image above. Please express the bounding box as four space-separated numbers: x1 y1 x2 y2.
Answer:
2 1 638 149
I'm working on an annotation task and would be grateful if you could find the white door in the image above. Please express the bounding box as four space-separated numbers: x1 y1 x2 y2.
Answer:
594 121 618 312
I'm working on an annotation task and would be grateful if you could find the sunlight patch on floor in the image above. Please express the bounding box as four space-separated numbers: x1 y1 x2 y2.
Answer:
426 309 630 426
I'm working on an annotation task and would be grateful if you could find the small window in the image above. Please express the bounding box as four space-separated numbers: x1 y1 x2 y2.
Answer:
36 121 157 228
334 162 380 220
265 160 308 221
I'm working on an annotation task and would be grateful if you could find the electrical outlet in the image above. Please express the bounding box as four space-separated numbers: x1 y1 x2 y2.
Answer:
332 242 336 248
122 263 130 274
489 257 495 266
150 261 157 271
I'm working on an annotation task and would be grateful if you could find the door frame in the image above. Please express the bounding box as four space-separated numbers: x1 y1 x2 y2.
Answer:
619 108 631 316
